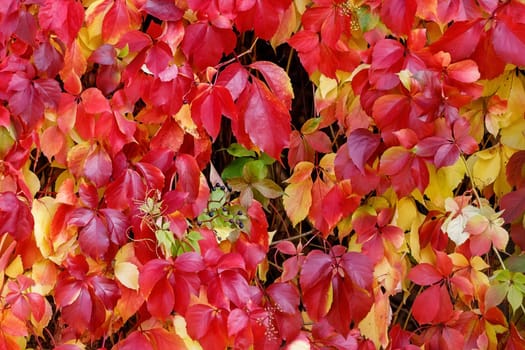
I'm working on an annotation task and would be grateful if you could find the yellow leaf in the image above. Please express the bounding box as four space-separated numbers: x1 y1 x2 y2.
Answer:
286 161 314 183
394 197 419 232
317 74 338 100
358 292 391 348
471 146 501 188
32 197 58 259
174 104 199 137
115 262 139 290
5 255 23 278
425 161 466 208
114 243 140 290
501 118 525 150
408 218 422 262
319 153 336 182
22 167 40 198
283 178 313 226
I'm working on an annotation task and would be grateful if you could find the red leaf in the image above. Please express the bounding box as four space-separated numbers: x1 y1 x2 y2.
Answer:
372 94 411 132
492 16 525 67
237 78 291 160
144 42 173 77
100 208 129 245
408 263 444 286
300 250 332 320
68 208 111 258
347 128 381 174
105 169 146 210
234 0 291 40
191 85 237 140
0 191 33 241
114 330 154 350
380 0 417 36
228 308 249 336
430 20 484 61
308 178 331 236
447 60 480 83
216 63 249 101
507 151 525 188
380 146 413 176
38 0 84 45
135 162 165 191
83 145 112 187
81 88 111 115
302 2 351 48
174 252 205 273
150 117 185 152
89 275 120 310
139 259 171 298
325 248 374 334
334 145 379 196
369 39 405 90
412 284 453 324
266 282 300 315
182 21 236 71
249 61 294 110
219 270 252 308
147 277 175 319
501 188 525 223
141 0 184 21
102 0 141 42
186 304 229 350
304 130 332 154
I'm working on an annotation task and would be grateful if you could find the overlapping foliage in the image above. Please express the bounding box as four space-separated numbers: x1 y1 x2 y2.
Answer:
1 0 525 349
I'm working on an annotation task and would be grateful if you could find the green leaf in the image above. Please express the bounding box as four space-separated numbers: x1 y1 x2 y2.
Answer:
252 179 283 199
259 152 275 165
505 255 525 273
227 143 256 158
507 285 523 312
242 160 267 182
493 269 512 282
222 158 251 179
301 118 321 135
155 229 176 256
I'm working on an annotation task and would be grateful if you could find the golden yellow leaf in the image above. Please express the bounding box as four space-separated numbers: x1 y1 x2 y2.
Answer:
115 262 139 291
471 146 501 188
394 197 418 232
425 161 466 209
32 197 58 259
5 255 23 279
283 178 313 227
358 292 391 348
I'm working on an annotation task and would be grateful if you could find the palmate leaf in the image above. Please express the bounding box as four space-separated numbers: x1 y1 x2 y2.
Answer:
237 77 291 161
300 246 374 334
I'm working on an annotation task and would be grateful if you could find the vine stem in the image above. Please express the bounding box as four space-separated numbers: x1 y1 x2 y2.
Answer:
215 38 259 70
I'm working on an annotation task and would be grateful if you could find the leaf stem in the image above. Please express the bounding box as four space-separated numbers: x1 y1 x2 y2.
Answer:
460 154 483 207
